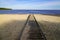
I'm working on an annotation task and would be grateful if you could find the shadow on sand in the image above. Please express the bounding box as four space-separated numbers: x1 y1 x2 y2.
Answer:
0 20 60 40
0 20 26 40
41 14 60 17
38 21 60 40
27 20 47 40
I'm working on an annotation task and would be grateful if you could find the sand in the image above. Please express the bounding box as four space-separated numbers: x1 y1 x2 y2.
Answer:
0 14 60 40
34 14 60 22
0 14 29 40
0 14 29 25
34 14 60 40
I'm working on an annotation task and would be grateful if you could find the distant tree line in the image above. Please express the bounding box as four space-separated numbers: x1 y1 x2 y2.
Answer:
0 8 12 10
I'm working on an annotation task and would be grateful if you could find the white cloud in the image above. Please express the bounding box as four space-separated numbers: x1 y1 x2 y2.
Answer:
9 1 60 9
0 0 60 9
0 0 17 5
38 1 60 6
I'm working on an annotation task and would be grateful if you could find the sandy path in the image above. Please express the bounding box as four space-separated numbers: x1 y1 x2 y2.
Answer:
20 15 46 40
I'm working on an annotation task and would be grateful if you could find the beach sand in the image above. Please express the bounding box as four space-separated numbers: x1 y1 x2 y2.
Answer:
34 14 60 40
0 14 60 40
0 14 29 40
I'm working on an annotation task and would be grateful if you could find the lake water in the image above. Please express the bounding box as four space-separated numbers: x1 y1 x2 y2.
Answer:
0 10 60 15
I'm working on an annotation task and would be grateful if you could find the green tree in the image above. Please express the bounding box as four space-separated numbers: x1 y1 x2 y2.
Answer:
0 8 12 10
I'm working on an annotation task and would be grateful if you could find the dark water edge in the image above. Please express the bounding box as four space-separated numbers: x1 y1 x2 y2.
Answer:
0 10 60 15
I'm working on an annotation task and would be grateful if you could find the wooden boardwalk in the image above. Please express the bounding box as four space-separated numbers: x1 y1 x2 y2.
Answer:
19 15 47 40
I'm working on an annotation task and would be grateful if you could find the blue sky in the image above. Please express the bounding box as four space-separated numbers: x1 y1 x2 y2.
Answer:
0 0 60 9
